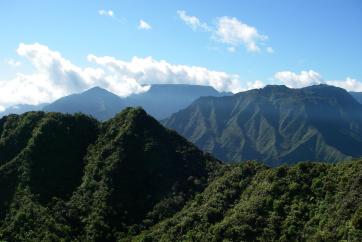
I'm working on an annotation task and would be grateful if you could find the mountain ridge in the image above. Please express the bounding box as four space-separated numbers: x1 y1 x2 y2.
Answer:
164 84 362 166
1 84 229 120
0 108 361 241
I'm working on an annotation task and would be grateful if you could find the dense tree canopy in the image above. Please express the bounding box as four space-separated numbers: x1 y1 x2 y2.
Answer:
0 108 361 241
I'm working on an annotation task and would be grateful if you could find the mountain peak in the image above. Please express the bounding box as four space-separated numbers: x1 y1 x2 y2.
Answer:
257 85 290 95
164 83 362 166
86 86 104 91
263 84 289 90
82 86 118 96
44 86 124 120
111 107 149 124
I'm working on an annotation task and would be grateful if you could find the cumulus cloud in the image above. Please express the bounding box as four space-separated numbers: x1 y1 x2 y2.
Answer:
177 10 210 31
246 80 265 90
326 77 362 91
274 70 323 88
0 43 265 110
0 43 149 110
0 73 61 111
138 20 152 30
214 17 268 52
87 54 248 93
177 11 270 53
274 70 361 91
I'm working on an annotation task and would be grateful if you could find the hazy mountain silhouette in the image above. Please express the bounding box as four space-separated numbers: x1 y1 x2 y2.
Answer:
43 87 125 121
42 84 228 120
0 103 47 118
124 84 230 119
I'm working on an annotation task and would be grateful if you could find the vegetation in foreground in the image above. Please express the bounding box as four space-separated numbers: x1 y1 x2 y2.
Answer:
0 108 361 241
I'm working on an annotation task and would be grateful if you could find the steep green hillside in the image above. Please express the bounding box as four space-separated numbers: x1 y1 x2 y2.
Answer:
164 85 362 166
69 108 219 241
0 108 219 241
133 160 362 242
0 108 361 241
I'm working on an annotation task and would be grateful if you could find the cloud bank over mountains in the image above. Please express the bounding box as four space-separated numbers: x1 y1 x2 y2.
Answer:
0 43 360 111
0 43 256 110
274 70 361 91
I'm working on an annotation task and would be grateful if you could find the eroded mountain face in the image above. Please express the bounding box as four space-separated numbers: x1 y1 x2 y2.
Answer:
164 85 362 166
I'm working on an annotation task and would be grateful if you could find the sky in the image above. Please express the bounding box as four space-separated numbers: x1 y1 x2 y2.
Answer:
0 0 361 110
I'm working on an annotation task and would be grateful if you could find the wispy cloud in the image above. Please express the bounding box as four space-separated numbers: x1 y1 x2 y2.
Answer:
98 9 114 17
5 59 21 67
266 47 274 53
177 10 210 31
138 20 152 30
98 9 125 23
177 10 271 53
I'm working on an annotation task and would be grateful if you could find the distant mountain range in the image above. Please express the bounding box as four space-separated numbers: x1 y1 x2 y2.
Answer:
164 84 362 166
2 84 362 166
1 84 361 122
124 84 230 119
43 86 124 121
0 84 229 120
0 103 48 116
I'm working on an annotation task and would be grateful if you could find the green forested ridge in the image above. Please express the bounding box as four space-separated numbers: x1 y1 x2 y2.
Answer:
164 84 362 166
0 108 361 241
135 160 362 241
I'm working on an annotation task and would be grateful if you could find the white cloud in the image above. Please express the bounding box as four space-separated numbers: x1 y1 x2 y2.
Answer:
274 70 323 88
0 43 149 109
138 20 152 30
177 10 210 31
326 77 362 91
1 43 265 109
98 9 114 17
215 17 268 53
0 73 61 111
246 80 265 90
227 47 236 53
87 54 248 93
177 11 270 53
98 9 126 23
5 59 21 67
266 47 274 53
274 70 362 91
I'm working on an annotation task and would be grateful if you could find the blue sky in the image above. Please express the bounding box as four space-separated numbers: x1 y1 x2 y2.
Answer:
0 0 361 109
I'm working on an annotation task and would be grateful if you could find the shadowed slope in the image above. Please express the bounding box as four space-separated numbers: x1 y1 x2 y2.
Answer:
164 85 362 166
